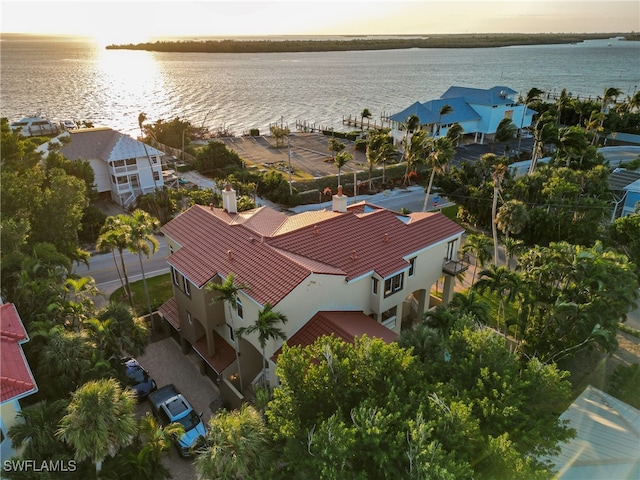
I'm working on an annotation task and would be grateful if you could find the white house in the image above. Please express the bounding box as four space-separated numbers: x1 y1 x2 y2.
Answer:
389 85 537 145
38 127 165 207
158 186 467 407
0 303 38 461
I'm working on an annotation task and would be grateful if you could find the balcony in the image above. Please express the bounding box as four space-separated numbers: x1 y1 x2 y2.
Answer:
442 255 470 276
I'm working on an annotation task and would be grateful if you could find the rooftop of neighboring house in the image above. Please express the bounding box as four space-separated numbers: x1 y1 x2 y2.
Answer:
36 127 164 162
0 303 38 404
272 310 399 362
161 191 464 306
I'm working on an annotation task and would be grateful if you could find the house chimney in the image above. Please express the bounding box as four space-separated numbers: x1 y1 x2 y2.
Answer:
222 182 237 214
332 185 347 213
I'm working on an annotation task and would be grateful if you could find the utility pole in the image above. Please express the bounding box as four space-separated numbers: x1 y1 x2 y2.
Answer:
287 136 292 195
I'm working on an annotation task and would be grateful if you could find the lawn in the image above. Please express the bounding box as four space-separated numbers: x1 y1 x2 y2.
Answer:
110 273 173 317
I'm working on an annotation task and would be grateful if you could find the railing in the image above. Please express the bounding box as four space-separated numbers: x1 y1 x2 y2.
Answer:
442 254 470 276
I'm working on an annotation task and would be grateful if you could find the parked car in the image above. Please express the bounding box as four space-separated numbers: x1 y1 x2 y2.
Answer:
148 384 207 458
124 357 157 400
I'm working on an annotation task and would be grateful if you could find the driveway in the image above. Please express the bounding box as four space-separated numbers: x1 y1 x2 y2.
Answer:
136 336 222 479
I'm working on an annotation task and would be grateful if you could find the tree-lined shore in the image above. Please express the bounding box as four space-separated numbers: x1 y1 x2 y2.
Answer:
106 33 630 53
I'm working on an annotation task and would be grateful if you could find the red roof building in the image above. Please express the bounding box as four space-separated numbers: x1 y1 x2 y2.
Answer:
159 187 466 406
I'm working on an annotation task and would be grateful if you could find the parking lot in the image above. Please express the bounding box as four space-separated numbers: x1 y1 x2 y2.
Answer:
136 336 222 478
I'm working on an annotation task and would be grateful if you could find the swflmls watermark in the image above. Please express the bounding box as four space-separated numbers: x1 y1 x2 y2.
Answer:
3 459 77 473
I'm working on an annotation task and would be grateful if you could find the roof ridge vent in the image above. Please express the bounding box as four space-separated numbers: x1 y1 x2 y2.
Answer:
383 233 389 243
351 250 357 261
227 250 233 260
313 225 319 236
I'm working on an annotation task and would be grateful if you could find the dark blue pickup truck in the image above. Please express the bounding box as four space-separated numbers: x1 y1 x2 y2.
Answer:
148 384 207 457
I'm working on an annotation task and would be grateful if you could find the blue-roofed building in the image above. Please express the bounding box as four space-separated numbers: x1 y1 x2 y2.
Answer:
389 85 537 146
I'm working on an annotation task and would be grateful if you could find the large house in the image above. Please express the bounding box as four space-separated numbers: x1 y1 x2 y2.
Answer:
38 127 165 207
158 185 466 407
389 85 537 145
1 303 38 460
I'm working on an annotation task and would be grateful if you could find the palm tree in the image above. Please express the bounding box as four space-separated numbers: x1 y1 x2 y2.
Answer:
493 117 517 153
421 136 454 211
448 290 490 324
360 108 372 131
195 404 270 480
446 122 464 146
138 112 158 190
401 113 421 163
8 399 70 461
517 87 544 153
237 303 288 389
378 141 397 186
126 209 160 322
365 130 388 190
57 378 137 475
403 129 428 186
334 150 352 188
503 237 524 271
436 104 453 137
207 273 250 392
496 199 529 267
461 233 493 284
528 111 556 175
137 412 184 470
93 301 149 359
475 264 521 336
97 215 134 308
555 88 571 127
328 137 345 161
491 163 508 264
556 125 589 167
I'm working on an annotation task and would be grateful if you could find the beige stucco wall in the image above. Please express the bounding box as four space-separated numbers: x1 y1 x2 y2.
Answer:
1 400 21 459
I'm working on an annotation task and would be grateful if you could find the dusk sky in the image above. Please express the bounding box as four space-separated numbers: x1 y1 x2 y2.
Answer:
2 0 638 45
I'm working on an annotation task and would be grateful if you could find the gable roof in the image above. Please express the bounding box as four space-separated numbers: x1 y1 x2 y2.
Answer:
162 200 464 306
54 127 164 162
542 385 640 479
1 303 38 404
609 169 640 191
272 310 398 361
421 97 482 125
388 101 439 125
441 85 518 106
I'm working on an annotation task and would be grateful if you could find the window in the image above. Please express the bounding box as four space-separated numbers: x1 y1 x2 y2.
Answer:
228 324 235 343
408 257 416 277
172 267 180 286
169 245 174 254
183 276 191 296
381 306 397 329
384 273 404 298
446 240 456 261
372 278 379 295
236 298 243 319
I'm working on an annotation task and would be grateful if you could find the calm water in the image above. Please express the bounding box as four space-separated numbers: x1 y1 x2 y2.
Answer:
1 34 638 137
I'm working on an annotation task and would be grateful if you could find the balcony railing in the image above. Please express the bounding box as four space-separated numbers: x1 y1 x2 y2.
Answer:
442 255 470 276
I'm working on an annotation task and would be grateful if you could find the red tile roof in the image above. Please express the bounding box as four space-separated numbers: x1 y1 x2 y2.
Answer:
1 303 38 403
158 298 180 331
162 201 464 306
193 332 236 375
272 310 398 361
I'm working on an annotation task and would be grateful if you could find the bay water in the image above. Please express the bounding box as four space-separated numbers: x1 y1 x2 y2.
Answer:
1 34 638 137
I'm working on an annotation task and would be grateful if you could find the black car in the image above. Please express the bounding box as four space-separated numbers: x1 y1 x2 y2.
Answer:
124 358 157 400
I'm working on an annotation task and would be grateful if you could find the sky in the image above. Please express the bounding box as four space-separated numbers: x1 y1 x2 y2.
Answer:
1 0 639 45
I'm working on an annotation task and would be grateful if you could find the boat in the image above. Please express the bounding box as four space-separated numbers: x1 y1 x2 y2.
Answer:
9 112 62 137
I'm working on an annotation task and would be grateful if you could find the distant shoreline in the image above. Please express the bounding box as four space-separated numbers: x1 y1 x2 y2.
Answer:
105 33 635 54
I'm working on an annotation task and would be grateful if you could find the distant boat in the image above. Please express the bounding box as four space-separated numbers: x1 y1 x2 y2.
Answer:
10 112 61 137
608 42 612 47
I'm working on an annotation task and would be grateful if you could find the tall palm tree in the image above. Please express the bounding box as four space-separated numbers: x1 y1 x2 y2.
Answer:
475 264 521 336
448 290 490 324
207 273 250 392
446 122 464 146
365 130 388 190
422 136 454 211
334 150 352 188
195 404 270 480
503 237 524 271
555 88 571 127
403 129 428 186
360 108 372 131
57 378 137 476
493 117 517 153
237 303 288 389
401 113 421 163
436 104 453 137
138 112 159 191
461 233 493 284
496 199 529 267
517 87 544 152
528 112 556 175
126 209 160 322
491 163 508 264
328 137 345 161
556 125 589 167
97 215 134 308
378 141 397 185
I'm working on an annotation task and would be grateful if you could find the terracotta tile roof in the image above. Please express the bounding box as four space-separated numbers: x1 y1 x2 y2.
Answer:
158 298 180 331
269 206 464 280
193 332 236 375
1 303 38 403
272 310 398 361
162 201 464 306
162 205 317 305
